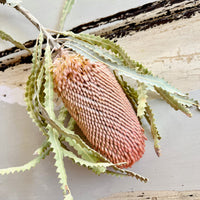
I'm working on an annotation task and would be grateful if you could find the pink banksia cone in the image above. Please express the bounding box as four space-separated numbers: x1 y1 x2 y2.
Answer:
52 48 146 168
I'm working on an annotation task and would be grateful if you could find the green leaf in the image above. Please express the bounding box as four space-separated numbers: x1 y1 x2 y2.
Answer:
155 87 192 117
59 0 75 31
58 106 68 123
61 32 197 113
115 75 161 156
25 32 47 134
108 167 148 182
114 73 138 113
172 93 200 109
66 37 124 66
63 39 185 96
43 42 71 197
39 105 106 163
47 126 71 196
137 82 148 118
66 117 76 131
145 104 161 156
0 30 31 53
43 42 55 118
62 149 117 175
0 148 50 175
33 140 50 156
63 32 150 74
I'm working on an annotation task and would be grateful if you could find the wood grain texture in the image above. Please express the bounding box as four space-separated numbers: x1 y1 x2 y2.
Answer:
116 14 200 92
100 190 200 200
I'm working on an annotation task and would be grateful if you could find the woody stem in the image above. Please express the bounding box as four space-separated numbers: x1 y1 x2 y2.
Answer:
14 4 60 49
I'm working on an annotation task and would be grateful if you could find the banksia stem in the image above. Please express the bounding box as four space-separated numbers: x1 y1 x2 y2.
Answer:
52 49 146 168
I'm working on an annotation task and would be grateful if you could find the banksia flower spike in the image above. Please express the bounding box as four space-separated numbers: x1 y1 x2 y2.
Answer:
52 49 147 168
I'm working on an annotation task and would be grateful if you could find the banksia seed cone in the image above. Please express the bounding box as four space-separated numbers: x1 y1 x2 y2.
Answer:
52 49 146 168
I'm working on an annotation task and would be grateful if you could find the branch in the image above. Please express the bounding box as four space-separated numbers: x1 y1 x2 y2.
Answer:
14 5 59 49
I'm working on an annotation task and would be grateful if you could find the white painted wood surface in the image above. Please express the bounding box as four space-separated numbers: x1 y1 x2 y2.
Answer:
117 14 200 92
0 1 200 200
0 0 154 51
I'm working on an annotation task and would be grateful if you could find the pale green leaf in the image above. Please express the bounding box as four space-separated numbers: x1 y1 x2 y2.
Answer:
109 167 148 182
59 0 75 31
65 37 124 66
63 32 150 74
137 82 148 118
58 106 68 123
0 148 50 175
63 39 185 96
66 117 76 131
61 31 196 111
155 87 192 117
145 104 161 156
43 42 55 118
39 105 105 163
172 93 200 109
115 75 161 156
39 105 118 175
0 30 30 53
63 149 117 175
114 73 138 113
25 33 47 134
46 126 71 196
33 140 50 156
43 42 71 197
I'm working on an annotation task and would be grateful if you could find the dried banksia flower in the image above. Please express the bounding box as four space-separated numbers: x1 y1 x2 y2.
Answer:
52 49 146 168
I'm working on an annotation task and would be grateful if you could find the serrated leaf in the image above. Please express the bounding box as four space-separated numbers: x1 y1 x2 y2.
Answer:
43 42 71 197
46 126 70 195
172 93 200 109
145 104 161 156
66 117 76 131
33 140 50 156
0 30 30 53
25 32 47 134
58 106 68 123
43 42 55 118
155 87 192 117
137 82 148 118
59 0 75 31
39 105 106 163
0 148 50 175
114 73 138 113
66 37 124 66
110 167 148 182
115 75 161 156
63 39 185 96
63 32 151 74
62 149 117 175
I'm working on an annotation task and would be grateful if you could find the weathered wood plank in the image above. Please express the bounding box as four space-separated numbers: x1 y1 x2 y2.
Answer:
100 190 200 200
116 13 200 92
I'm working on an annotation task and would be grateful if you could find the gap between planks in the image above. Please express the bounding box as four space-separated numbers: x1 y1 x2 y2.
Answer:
100 190 200 200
